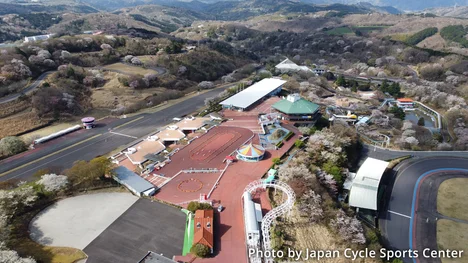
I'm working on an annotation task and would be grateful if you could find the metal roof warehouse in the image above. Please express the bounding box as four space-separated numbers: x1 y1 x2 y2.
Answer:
348 158 389 211
219 78 286 110
114 166 156 197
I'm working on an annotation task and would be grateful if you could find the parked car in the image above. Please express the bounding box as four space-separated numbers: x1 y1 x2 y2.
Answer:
217 205 224 212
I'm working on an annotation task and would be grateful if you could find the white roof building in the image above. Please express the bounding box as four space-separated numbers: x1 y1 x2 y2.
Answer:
348 158 389 210
275 58 312 73
219 78 286 110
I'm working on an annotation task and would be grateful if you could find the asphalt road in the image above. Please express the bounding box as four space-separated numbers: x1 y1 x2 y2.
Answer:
0 86 231 182
361 144 468 161
0 71 54 104
379 157 468 263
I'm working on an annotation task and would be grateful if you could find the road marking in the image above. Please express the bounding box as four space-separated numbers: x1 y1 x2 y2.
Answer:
113 116 144 130
109 131 137 139
388 210 411 219
0 134 102 177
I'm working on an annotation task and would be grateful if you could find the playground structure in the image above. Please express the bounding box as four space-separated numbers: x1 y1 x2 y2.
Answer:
243 179 296 263
326 106 358 123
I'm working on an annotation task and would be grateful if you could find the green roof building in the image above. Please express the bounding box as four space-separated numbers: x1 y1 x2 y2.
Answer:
272 94 320 123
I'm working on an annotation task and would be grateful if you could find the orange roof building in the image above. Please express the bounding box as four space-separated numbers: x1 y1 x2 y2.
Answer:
193 209 214 252
397 98 414 103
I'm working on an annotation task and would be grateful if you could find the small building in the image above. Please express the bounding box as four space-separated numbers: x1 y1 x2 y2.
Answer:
272 94 320 123
24 34 53 43
237 143 266 162
348 158 389 211
176 117 209 133
396 98 414 109
193 210 214 253
275 58 312 73
81 117 95 129
219 78 286 111
113 166 156 197
125 139 166 166
156 129 186 145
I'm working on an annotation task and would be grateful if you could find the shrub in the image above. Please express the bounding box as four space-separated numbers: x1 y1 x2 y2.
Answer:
284 131 295 141
190 243 210 258
276 141 284 148
417 117 425 126
272 157 281 165
0 136 27 157
294 139 305 148
187 201 213 213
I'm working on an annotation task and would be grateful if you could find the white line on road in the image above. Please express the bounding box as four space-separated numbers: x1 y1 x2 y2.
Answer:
388 210 412 219
109 131 138 139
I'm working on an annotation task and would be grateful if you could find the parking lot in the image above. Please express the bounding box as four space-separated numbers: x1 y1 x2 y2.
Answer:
83 198 185 263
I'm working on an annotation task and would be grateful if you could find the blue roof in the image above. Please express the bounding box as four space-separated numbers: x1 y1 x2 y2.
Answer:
114 166 154 193
357 116 370 125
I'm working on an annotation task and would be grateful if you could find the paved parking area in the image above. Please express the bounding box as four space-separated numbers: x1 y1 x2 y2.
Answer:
30 192 138 249
83 198 185 263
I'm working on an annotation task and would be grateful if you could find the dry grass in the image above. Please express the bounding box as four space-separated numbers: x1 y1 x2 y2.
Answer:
437 219 468 263
437 178 468 221
91 72 165 109
0 111 51 138
280 207 380 263
15 239 87 263
20 123 76 142
0 100 30 119
103 63 159 75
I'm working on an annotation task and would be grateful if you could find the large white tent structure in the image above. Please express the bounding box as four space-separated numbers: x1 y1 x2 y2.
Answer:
349 158 389 210
219 78 286 111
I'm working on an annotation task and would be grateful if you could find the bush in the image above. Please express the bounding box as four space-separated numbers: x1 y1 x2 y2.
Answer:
294 139 305 148
276 141 284 148
0 136 27 157
190 243 210 258
187 201 213 213
272 157 281 165
284 131 295 141
323 161 343 185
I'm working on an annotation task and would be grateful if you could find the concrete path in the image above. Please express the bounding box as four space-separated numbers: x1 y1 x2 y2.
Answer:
29 192 138 249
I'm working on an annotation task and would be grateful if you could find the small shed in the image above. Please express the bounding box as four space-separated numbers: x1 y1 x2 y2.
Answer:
114 166 156 197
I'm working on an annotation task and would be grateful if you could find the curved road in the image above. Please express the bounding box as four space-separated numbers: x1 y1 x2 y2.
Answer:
0 71 54 104
379 157 468 263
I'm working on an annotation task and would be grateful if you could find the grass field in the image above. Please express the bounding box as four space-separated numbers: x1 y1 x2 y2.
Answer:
325 27 354 35
437 219 468 263
325 25 389 36
15 239 87 263
352 25 390 32
437 178 468 221
103 63 159 75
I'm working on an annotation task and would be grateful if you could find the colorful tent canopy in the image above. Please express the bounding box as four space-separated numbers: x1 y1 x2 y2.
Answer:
237 143 265 158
